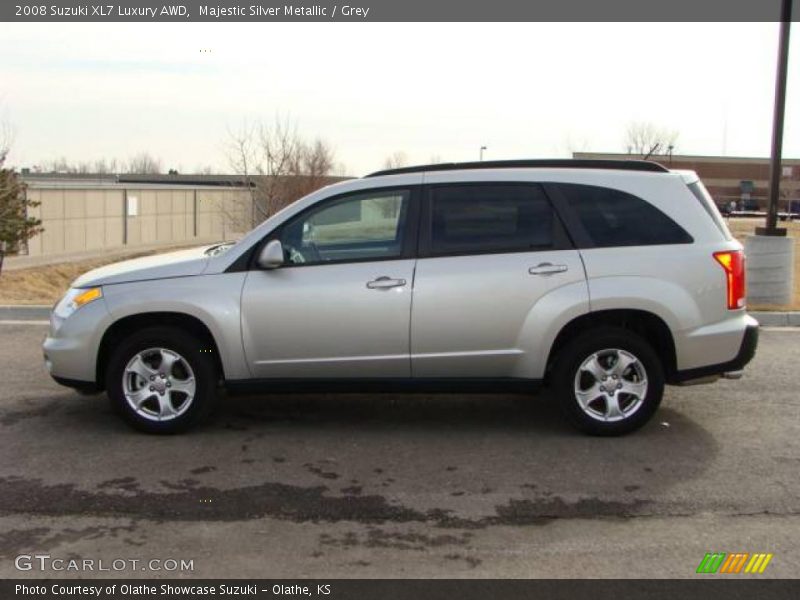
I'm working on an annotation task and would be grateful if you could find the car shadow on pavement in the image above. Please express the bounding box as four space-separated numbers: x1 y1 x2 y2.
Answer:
219 390 570 434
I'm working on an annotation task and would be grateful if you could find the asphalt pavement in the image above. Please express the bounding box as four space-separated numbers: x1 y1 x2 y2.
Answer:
0 322 798 578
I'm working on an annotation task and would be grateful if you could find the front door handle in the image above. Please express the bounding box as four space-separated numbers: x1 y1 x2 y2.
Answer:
367 276 407 289
529 263 568 276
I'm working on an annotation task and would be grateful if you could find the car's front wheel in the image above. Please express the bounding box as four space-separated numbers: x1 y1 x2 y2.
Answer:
551 327 664 436
105 327 217 433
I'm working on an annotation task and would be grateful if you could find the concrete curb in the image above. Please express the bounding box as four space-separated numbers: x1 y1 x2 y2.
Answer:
0 305 51 320
1 305 798 327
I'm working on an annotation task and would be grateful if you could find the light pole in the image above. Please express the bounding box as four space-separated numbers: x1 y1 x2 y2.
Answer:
480 146 487 161
746 0 795 306
759 0 792 236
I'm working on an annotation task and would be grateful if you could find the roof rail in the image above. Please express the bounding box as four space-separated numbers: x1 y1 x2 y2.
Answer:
365 159 669 178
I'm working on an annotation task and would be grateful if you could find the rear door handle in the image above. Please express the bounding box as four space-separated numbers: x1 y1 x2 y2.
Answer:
529 263 568 276
366 276 407 289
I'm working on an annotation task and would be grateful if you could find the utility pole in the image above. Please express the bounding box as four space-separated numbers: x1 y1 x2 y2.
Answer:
480 146 487 161
746 0 795 306
758 0 792 236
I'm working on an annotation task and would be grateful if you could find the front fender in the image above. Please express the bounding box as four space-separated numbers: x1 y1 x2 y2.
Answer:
101 273 250 380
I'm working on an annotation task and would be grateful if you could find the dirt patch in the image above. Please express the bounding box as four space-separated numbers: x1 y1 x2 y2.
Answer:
190 466 217 475
96 477 140 492
0 523 139 559
303 463 340 480
495 496 649 525
320 528 473 552
0 400 61 426
0 475 651 527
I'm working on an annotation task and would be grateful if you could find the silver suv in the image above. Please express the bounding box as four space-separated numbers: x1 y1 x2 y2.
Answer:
44 160 758 435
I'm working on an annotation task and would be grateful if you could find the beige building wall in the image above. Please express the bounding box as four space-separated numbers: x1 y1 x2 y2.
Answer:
24 184 252 257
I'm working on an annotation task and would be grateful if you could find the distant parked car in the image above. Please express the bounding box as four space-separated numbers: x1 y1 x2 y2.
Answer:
719 201 735 216
44 159 758 436
741 198 760 212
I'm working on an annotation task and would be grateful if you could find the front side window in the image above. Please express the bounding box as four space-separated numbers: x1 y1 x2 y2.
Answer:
279 190 409 265
557 183 692 247
429 184 555 255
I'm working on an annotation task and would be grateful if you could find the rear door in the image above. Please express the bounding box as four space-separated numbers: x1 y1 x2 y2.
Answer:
410 182 587 378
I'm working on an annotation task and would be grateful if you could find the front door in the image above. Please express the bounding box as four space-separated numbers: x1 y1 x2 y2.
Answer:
241 188 418 378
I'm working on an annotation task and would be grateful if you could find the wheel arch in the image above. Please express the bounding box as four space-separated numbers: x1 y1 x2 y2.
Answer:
96 312 225 390
545 309 677 382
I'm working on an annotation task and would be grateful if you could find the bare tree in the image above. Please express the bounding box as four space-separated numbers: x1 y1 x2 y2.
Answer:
36 157 120 174
227 116 337 229
126 152 162 174
383 151 409 170
294 138 335 196
40 157 88 174
93 158 119 174
624 122 679 159
564 134 592 156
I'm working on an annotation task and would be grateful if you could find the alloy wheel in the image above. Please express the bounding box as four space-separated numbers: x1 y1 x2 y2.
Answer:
573 348 648 422
122 348 196 422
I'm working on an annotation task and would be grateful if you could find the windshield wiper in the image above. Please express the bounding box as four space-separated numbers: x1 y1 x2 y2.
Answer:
204 242 235 256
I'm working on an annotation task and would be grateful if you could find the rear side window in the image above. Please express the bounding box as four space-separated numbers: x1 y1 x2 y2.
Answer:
687 181 733 240
428 184 557 255
557 183 692 247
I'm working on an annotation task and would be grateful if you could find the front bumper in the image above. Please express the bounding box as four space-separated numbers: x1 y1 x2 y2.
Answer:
43 297 112 388
51 375 101 394
670 320 759 384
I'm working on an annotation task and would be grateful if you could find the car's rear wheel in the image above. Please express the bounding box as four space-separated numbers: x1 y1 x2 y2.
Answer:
105 327 217 433
552 327 664 436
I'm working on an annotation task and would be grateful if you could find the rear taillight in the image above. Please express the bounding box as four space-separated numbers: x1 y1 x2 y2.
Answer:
713 250 746 310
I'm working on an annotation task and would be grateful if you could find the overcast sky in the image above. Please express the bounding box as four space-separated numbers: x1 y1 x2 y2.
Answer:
1 22 798 176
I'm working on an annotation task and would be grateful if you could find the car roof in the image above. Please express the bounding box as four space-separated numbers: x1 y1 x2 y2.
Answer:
366 159 669 178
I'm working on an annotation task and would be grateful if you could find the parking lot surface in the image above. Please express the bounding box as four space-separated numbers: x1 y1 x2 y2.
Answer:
0 323 798 578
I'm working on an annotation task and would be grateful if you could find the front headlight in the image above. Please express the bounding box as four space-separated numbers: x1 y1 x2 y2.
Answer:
53 287 103 323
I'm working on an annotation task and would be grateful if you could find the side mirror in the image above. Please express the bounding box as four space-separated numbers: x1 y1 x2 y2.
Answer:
257 240 284 269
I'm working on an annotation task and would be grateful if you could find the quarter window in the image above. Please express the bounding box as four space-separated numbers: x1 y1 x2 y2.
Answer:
279 190 409 265
429 184 556 255
557 183 692 247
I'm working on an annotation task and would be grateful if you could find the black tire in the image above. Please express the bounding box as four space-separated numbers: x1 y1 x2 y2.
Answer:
105 326 218 434
551 327 664 436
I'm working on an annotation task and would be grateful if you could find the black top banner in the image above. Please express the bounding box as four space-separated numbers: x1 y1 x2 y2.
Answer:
3 0 800 22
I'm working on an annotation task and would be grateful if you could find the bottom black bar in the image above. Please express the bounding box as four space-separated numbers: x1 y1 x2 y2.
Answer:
2 579 798 600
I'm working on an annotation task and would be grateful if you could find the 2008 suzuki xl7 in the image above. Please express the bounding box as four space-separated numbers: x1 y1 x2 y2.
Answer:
44 159 758 435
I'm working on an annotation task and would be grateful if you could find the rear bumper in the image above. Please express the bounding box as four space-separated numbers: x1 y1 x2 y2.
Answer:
670 321 759 384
